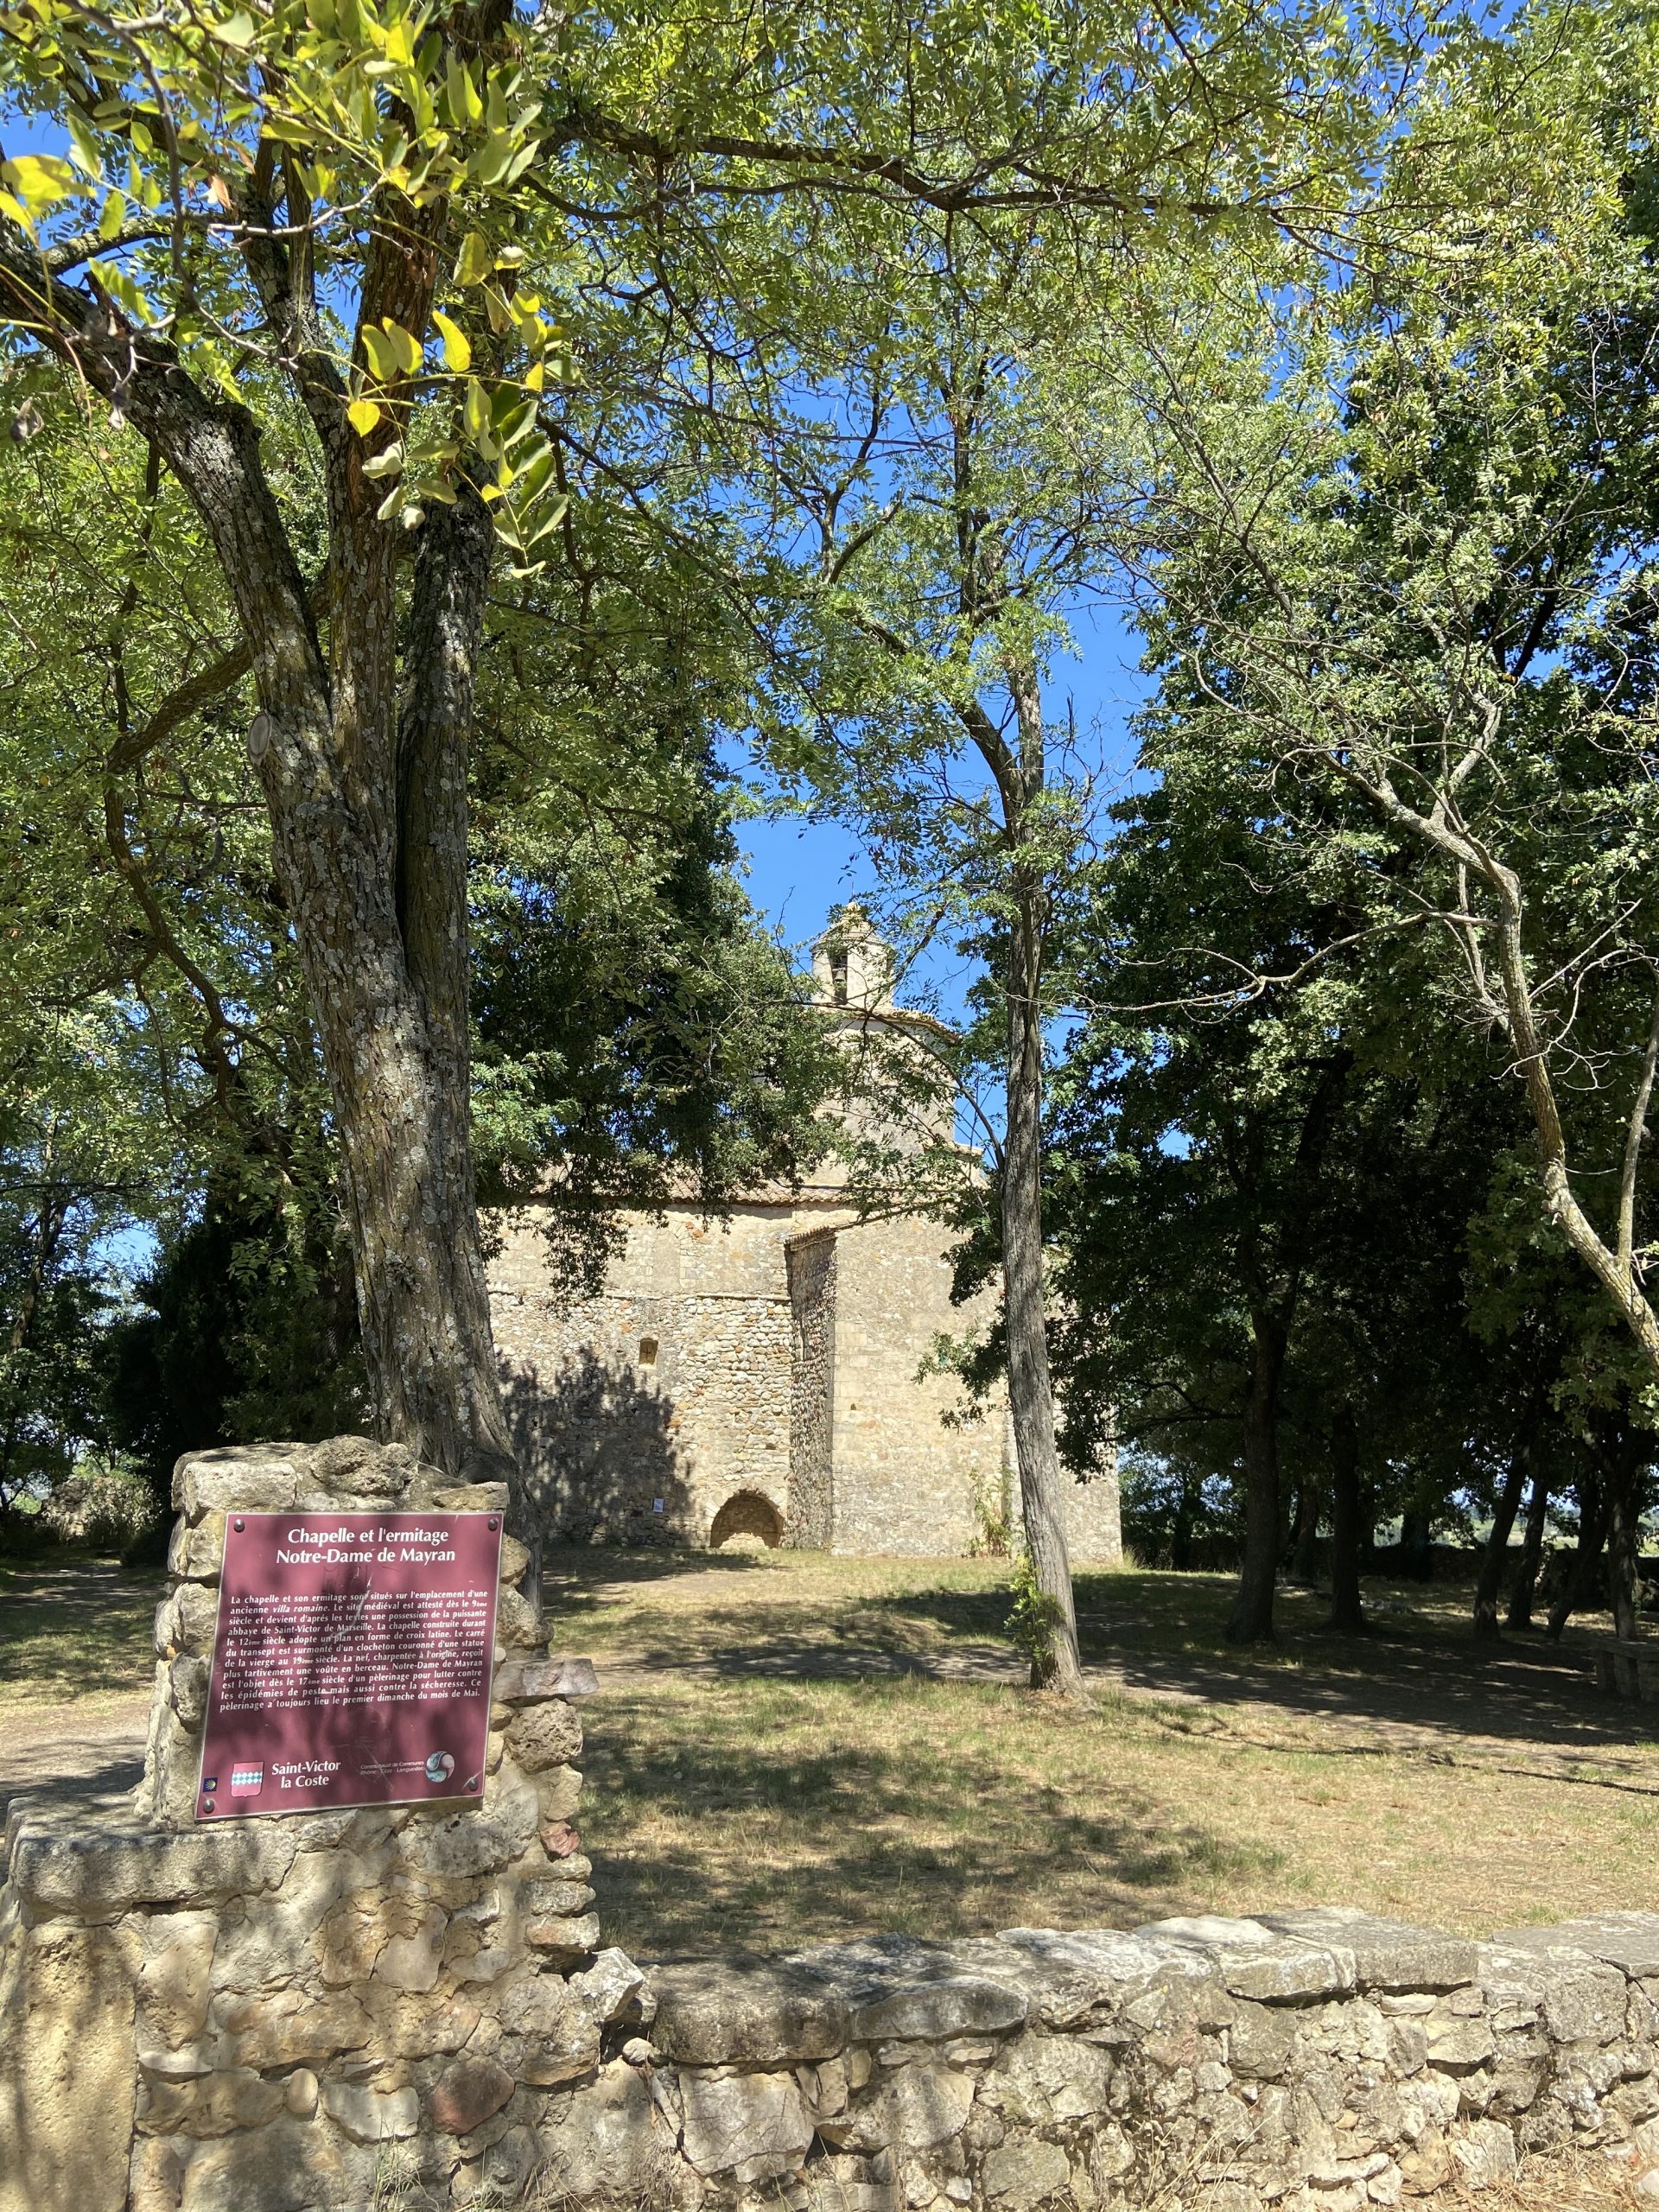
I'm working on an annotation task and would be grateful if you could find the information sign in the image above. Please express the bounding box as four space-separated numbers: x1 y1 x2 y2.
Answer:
195 1510 503 1821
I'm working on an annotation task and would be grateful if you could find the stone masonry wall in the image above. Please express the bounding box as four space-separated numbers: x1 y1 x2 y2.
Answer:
0 1440 648 2212
0 1443 1655 2210
636 1910 1659 2212
491 1208 797 1548
828 1217 1003 1558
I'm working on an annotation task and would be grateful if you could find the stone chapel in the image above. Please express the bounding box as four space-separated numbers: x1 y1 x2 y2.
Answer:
486 906 1122 1561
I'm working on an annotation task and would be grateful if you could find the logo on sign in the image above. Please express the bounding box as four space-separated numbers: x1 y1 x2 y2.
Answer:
230 1762 264 1797
425 1751 455 1783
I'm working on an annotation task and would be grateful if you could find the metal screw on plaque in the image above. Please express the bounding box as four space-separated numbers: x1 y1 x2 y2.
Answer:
233 1517 245 1531
487 1516 499 1530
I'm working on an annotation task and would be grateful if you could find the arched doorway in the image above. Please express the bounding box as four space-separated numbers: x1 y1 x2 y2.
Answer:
709 1491 785 1549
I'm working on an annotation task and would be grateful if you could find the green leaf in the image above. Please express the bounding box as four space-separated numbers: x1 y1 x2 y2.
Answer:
346 397 382 435
431 312 471 372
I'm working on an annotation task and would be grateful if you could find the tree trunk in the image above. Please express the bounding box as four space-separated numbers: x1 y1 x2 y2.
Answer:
1290 1481 1322 1584
1474 1446 1529 1640
1506 1472 1550 1631
1602 1420 1648 1646
1170 1472 1199 1572
1547 1473 1607 1641
1328 1405 1364 1632
0 21 524 1510
1398 1503 1433 1580
1003 884 1085 1698
1228 1315 1287 1643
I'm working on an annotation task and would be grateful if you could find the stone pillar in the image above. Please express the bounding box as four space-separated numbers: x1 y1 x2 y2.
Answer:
0 1437 650 2212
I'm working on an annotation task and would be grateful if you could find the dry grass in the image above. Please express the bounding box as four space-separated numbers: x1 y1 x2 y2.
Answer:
0 1553 162 1718
3 1545 1656 2211
549 1549 1659 1957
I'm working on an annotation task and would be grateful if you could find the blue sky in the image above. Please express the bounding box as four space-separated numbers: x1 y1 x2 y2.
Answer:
734 597 1154 1024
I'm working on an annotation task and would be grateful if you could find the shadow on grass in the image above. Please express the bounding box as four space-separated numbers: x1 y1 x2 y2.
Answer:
580 1675 1287 1959
869 1569 1659 1755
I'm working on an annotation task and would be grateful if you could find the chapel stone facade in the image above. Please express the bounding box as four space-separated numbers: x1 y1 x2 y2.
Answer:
487 907 1122 1562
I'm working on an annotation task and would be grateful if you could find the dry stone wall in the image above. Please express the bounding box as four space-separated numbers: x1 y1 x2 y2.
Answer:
5 1446 1648 2212
0 1440 647 2212
637 1910 1659 2212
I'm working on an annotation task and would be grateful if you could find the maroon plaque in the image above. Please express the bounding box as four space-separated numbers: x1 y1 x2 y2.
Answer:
195 1511 503 1821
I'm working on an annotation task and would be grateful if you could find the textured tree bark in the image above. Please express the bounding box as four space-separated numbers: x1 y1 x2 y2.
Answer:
0 173 518 1494
1473 1446 1529 1640
1506 1472 1551 1630
1327 1406 1364 1632
1228 1314 1287 1643
1004 884 1085 1698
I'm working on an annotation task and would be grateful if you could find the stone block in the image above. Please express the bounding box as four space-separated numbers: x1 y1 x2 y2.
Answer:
0 1918 141 2212
1226 2000 1294 2079
495 1655 601 1701
128 2136 187 2212
1256 1909 1478 1994
1493 1915 1659 1982
372 1901 448 1993
880 2063 976 2147
496 1586 546 1649
536 1764 585 1822
526 1875 597 1920
499 1972 602 2085
1423 2009 1496 2069
356 1988 480 2063
1483 1945 1630 2046
570 1946 654 2027
430 2055 517 2135
526 1908 601 1961
539 2060 664 2197
168 1656 209 1732
981 2137 1072 2205
853 1975 1028 2042
215 1987 372 2070
306 1434 416 1497
140 2069 286 2137
432 1481 512 1511
1140 1914 1353 2002
1449 2116 1518 2188
176 2114 373 2212
10 1820 296 1922
167 1514 225 1582
397 1794 537 1881
993 2034 1112 2124
175 1446 308 1520
682 2067 814 2181
652 1958 853 2064
153 1582 220 1661
137 1912 218 2049
321 2081 421 2142
508 1700 585 1772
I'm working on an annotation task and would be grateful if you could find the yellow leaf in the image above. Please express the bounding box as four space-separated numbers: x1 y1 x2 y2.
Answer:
3 155 78 213
431 311 471 372
454 231 493 286
346 397 382 435
360 326 397 382
384 319 422 376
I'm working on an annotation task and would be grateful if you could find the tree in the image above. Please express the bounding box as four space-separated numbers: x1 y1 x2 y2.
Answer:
0 0 1423 1535
0 359 833 1491
1094 7 1659 1406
